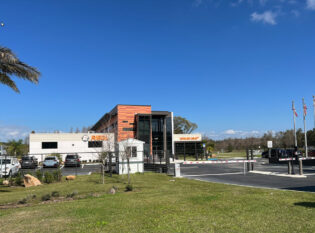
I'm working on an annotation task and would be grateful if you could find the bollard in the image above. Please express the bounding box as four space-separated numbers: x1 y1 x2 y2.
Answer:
174 163 181 177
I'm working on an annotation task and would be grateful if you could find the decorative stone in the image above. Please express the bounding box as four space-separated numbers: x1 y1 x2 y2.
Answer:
66 175 76 180
108 188 116 195
24 174 41 188
3 180 9 186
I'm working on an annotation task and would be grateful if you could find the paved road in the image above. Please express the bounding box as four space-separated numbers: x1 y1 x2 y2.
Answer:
180 159 315 192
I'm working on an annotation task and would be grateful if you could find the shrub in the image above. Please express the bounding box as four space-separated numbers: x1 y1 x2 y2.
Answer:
15 173 24 186
51 191 60 197
66 190 78 198
35 170 43 182
18 198 28 204
52 170 62 182
44 172 54 184
125 184 133 192
0 178 3 185
41 194 51 201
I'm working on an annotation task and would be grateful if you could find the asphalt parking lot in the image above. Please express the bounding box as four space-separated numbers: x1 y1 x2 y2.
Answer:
20 164 102 176
180 158 315 192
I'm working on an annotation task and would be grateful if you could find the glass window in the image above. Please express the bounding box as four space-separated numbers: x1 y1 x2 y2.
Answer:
42 142 58 149
88 141 103 148
126 146 137 157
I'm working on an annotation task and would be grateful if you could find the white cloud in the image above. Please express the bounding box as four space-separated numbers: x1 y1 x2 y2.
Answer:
223 129 237 135
202 129 264 140
251 11 278 25
306 0 315 10
0 125 29 142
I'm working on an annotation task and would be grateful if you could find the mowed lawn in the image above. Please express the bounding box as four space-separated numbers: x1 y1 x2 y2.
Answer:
1 173 315 233
215 150 247 158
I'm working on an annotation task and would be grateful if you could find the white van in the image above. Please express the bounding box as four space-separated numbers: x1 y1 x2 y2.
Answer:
0 156 20 177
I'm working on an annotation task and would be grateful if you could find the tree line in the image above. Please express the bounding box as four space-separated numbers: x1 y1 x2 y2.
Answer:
208 129 315 152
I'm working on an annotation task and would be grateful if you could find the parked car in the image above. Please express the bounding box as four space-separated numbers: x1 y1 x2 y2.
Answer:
43 156 60 168
266 148 302 163
0 156 20 177
65 154 81 167
21 156 38 169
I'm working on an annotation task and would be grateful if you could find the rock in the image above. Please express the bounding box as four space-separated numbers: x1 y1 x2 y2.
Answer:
108 188 116 195
3 180 9 186
24 174 41 188
66 175 76 180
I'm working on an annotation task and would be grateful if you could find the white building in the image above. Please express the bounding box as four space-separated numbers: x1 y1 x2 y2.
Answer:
29 132 115 162
29 132 145 174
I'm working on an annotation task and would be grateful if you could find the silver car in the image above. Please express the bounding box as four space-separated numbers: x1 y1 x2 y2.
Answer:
43 156 60 168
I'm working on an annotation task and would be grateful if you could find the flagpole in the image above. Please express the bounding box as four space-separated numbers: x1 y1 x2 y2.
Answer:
303 98 308 157
292 101 297 147
313 95 315 129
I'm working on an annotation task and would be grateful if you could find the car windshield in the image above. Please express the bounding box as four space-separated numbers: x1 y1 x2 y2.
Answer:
0 159 11 164
67 155 76 159
22 157 31 160
45 157 55 160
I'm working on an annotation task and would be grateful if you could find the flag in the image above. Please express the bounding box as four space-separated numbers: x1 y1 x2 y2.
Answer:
292 107 298 117
303 104 307 116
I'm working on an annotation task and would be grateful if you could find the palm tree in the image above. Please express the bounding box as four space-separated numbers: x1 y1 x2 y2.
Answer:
6 139 27 157
0 46 40 93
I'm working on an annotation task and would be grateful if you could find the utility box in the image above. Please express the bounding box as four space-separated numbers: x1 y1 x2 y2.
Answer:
116 138 145 175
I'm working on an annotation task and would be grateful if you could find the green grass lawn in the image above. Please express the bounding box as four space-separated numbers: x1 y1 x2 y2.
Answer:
215 150 247 158
1 173 315 233
178 150 248 161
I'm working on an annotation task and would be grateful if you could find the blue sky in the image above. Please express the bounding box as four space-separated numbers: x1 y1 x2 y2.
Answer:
0 0 314 141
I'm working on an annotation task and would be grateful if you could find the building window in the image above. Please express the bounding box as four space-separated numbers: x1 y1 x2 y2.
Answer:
42 142 58 149
88 141 103 148
122 121 128 123
126 146 137 157
123 128 134 131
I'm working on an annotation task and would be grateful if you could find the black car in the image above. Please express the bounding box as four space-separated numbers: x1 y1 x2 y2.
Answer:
65 154 81 167
21 156 38 169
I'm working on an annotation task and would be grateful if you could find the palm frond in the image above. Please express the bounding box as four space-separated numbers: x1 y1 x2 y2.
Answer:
0 46 41 92
0 72 19 93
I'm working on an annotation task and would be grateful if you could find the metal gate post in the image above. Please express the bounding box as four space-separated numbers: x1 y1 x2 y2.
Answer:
243 161 246 175
250 149 254 171
246 149 250 172
288 160 292 174
299 158 303 175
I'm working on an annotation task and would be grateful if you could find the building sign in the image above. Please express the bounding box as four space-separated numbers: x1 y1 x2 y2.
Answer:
173 134 202 142
179 137 200 141
90 135 108 141
82 135 89 142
